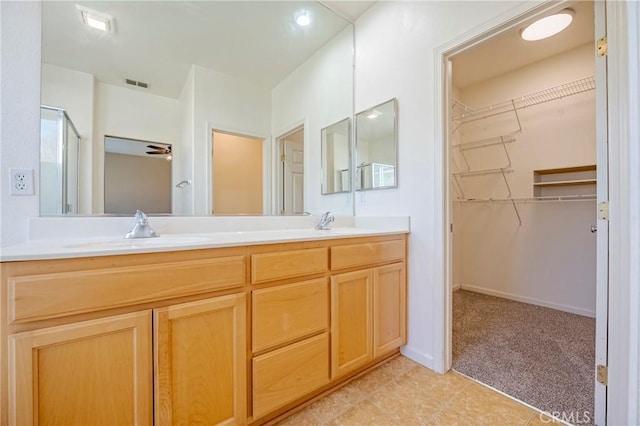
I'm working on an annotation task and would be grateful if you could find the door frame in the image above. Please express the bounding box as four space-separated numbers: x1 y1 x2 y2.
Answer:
206 124 270 215
602 1 640 424
433 0 610 423
593 2 608 424
274 120 306 215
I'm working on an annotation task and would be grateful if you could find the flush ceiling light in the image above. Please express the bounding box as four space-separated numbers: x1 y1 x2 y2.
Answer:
521 9 574 41
366 110 382 120
76 5 114 32
296 12 311 27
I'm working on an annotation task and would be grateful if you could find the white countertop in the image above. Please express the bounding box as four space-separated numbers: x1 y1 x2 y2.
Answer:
0 216 410 261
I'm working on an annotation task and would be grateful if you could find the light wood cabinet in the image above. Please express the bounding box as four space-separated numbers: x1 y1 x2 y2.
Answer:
253 333 329 418
9 311 153 425
9 255 245 324
331 262 407 378
373 263 407 357
252 278 328 353
1 233 407 425
154 294 246 426
251 248 327 284
331 270 373 378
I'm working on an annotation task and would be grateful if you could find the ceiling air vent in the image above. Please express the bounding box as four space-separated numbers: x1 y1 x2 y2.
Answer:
124 78 149 89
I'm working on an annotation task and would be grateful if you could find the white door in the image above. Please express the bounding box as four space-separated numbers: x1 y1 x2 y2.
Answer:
281 129 304 215
594 2 609 424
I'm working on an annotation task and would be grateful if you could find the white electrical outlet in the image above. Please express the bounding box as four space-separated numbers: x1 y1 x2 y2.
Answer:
9 168 34 195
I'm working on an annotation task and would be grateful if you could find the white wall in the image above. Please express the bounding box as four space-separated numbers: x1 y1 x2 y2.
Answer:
0 1 41 247
92 83 180 213
452 44 596 316
41 64 94 214
354 0 525 369
192 65 271 215
175 67 195 215
272 27 354 216
456 202 596 316
104 153 172 214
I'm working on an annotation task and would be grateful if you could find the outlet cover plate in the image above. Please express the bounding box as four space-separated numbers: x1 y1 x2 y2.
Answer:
9 168 34 195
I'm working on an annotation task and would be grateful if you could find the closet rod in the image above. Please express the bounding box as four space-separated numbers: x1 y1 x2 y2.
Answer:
452 76 595 124
454 195 597 204
452 134 517 151
453 167 513 177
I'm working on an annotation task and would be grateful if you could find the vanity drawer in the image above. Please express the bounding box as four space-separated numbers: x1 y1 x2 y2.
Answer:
252 278 328 353
251 248 327 284
252 333 329 419
331 239 405 271
8 256 245 323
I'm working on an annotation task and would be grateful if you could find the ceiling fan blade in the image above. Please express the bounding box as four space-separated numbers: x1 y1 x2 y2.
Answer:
147 144 164 150
146 151 164 155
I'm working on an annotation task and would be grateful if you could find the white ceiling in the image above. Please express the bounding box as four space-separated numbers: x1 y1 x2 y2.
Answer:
42 1 351 99
451 1 594 89
105 136 171 158
320 1 376 22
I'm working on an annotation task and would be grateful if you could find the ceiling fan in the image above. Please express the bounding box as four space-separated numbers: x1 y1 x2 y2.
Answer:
146 144 171 155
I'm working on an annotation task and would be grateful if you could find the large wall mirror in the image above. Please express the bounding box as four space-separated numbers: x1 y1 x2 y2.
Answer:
40 1 354 216
355 98 398 191
321 118 351 194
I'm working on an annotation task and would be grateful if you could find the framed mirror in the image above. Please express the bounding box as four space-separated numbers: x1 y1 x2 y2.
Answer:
321 117 351 194
355 98 398 191
39 1 353 216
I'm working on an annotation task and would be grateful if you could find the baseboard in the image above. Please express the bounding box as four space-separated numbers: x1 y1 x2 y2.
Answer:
460 284 596 318
400 345 434 370
452 282 461 291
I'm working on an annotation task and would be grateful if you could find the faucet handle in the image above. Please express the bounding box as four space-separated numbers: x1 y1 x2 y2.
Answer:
135 210 148 225
320 211 332 220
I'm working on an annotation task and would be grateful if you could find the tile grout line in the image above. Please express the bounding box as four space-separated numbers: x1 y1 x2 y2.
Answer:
421 377 475 424
452 368 573 425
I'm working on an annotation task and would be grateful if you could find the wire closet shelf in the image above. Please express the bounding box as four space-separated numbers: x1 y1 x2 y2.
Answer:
452 75 595 125
454 194 597 204
450 75 597 225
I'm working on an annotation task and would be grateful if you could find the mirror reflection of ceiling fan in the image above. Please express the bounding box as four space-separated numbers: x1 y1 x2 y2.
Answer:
146 144 172 156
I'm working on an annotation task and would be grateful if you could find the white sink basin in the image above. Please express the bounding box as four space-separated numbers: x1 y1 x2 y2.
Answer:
63 236 209 249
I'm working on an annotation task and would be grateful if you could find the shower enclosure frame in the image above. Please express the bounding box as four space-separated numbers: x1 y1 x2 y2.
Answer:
40 105 81 215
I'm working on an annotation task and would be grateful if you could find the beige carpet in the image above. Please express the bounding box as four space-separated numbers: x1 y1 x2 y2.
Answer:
453 289 595 423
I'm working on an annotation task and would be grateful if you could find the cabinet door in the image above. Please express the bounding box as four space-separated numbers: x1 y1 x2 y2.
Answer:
331 270 373 378
373 263 407 357
9 311 152 426
154 293 246 426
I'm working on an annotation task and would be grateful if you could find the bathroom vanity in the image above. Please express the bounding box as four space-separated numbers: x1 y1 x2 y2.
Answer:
0 228 407 425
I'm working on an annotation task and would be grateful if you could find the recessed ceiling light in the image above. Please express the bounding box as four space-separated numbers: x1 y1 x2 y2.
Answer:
296 12 311 27
76 5 115 32
521 9 574 41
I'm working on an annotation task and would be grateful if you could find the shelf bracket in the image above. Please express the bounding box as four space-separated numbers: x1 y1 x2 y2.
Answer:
500 168 522 226
453 174 465 199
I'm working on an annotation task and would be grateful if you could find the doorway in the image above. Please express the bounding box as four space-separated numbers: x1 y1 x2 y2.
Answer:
441 1 607 424
277 126 304 215
103 136 172 214
211 130 265 215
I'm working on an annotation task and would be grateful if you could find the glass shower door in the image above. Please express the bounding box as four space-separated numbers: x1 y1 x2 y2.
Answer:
40 106 80 215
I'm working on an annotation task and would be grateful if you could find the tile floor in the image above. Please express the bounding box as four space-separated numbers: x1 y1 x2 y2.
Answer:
276 356 563 425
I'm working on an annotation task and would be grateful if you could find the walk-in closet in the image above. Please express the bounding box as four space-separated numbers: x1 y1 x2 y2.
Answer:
449 1 597 422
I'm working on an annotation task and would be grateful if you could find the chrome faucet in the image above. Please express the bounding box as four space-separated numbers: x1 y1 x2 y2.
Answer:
124 210 159 239
315 211 335 230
